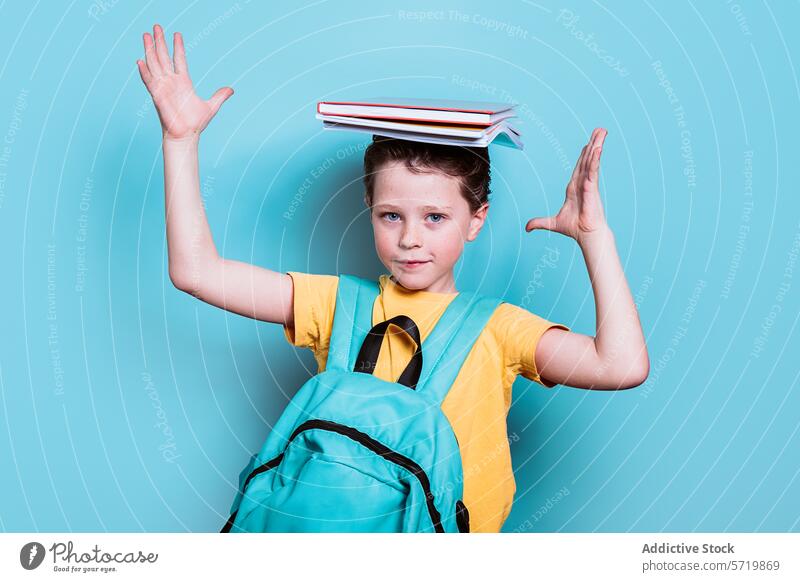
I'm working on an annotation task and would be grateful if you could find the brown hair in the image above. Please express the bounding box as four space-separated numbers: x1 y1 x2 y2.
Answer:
362 136 491 213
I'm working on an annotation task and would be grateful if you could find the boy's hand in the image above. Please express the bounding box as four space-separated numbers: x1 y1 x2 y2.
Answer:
525 128 609 246
136 24 233 141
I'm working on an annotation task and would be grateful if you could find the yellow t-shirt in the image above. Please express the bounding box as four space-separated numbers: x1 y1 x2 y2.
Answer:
282 271 570 532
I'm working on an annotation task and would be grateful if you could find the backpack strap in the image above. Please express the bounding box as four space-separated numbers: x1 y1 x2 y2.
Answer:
415 292 504 407
327 275 502 408
326 274 380 373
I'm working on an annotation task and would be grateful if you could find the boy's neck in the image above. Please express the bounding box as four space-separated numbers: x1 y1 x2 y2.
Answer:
388 273 458 295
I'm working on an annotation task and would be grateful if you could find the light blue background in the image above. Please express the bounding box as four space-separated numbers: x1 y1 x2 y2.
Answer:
0 0 798 532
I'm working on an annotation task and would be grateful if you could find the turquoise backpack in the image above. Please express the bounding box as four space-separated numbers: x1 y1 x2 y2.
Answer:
221 274 503 533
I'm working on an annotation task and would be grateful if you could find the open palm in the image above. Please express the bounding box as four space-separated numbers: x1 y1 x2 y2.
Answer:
136 24 233 140
526 128 608 243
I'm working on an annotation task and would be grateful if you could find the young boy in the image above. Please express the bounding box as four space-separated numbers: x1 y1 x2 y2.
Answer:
137 24 649 533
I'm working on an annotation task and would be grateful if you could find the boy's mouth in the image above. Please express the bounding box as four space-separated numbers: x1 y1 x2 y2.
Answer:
397 259 430 269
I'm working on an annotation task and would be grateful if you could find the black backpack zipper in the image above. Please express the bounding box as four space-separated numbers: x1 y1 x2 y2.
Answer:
222 418 445 532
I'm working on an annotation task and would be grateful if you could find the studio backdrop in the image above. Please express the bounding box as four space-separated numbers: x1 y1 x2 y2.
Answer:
0 1 797 532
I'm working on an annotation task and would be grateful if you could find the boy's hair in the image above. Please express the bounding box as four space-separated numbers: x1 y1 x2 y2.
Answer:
362 136 491 213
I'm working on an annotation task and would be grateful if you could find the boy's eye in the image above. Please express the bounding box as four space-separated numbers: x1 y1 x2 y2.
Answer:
379 212 445 223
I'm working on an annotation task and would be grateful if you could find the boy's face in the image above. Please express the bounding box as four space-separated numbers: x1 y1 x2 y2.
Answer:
367 160 488 293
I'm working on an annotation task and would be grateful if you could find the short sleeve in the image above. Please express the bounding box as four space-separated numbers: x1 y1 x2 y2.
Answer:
495 302 571 388
282 272 339 369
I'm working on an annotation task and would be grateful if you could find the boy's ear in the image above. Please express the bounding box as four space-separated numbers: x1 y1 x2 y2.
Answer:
466 203 489 242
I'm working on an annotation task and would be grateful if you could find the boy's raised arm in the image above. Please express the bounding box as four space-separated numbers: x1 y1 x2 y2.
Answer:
525 128 650 390
137 24 294 327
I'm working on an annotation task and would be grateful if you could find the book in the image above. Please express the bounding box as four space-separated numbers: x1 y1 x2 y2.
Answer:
316 97 524 149
317 114 524 149
317 97 518 126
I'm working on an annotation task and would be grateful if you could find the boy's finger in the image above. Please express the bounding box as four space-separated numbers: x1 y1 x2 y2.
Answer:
136 59 153 87
208 87 234 116
596 129 607 149
570 145 587 186
586 129 607 178
585 128 598 152
588 147 601 183
173 31 188 76
153 24 173 73
525 216 557 232
590 129 607 156
143 32 163 76
583 129 599 174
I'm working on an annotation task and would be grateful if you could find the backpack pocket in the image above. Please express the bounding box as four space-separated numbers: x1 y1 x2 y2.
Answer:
241 454 408 532
224 418 448 532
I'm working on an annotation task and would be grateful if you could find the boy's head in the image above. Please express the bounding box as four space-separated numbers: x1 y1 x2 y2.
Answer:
362 136 491 293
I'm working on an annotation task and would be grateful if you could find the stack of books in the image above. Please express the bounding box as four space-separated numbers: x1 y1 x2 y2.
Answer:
316 97 523 149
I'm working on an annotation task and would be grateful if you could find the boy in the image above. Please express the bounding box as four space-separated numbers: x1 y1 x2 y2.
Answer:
137 24 649 532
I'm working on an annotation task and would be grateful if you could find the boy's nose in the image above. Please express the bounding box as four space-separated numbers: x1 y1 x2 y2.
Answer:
399 225 422 249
